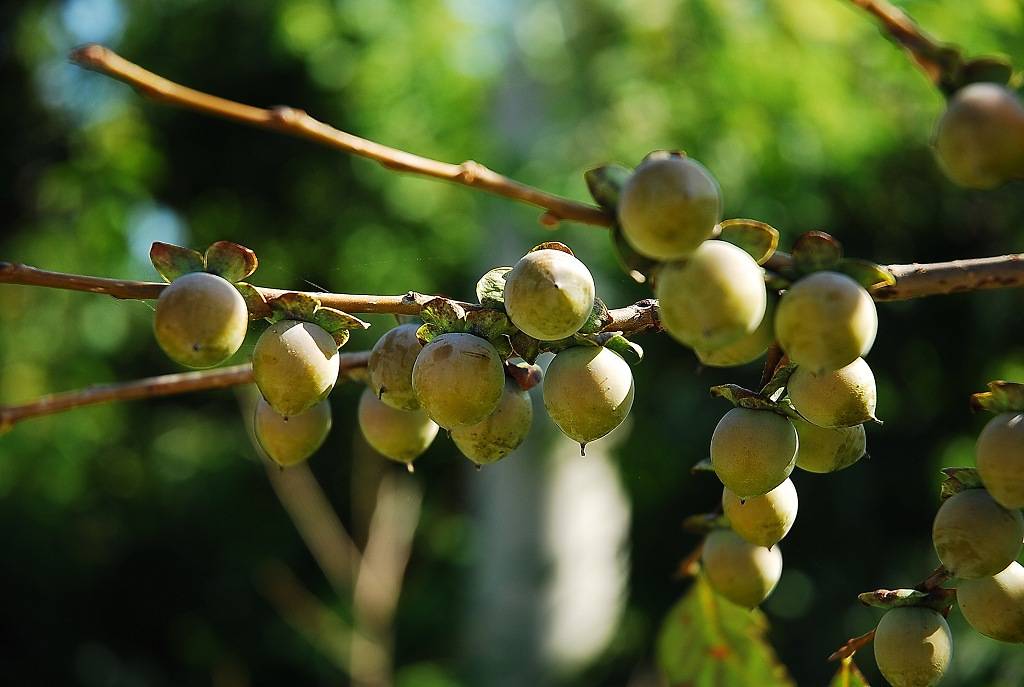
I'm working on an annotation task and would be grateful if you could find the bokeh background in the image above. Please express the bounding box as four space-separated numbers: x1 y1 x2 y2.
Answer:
2 0 1024 685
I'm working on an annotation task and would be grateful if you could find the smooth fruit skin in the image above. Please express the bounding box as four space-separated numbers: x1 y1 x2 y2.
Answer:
722 478 798 548
873 607 952 687
696 293 776 368
504 249 596 341
932 488 1024 579
775 271 877 374
793 419 866 474
253 320 340 416
254 397 332 467
543 346 634 447
788 358 877 428
655 240 767 351
154 272 248 369
976 411 1024 509
711 408 798 498
368 324 423 411
451 379 533 465
934 83 1024 189
411 333 505 429
701 529 783 608
616 156 722 261
957 561 1024 643
357 387 439 465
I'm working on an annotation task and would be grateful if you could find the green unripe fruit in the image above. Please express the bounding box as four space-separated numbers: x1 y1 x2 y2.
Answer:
696 294 776 368
711 408 798 498
957 561 1024 643
722 478 798 548
368 324 423 411
656 240 767 351
775 271 877 373
788 358 877 428
793 419 866 474
617 156 722 261
543 346 634 449
253 320 340 416
411 333 504 429
153 272 248 369
504 249 596 341
976 411 1024 509
701 529 783 608
451 379 533 465
932 488 1024 579
357 387 439 466
254 397 332 467
934 83 1024 189
873 607 952 687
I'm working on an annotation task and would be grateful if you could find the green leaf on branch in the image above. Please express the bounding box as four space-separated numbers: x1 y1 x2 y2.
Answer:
234 282 268 319
970 380 1024 413
313 307 370 348
584 163 632 211
475 267 511 310
529 241 574 256
836 258 896 291
791 231 843 274
760 362 796 400
267 292 320 324
204 241 258 283
419 298 467 333
150 242 205 282
719 219 780 265
829 658 871 687
577 297 612 335
656 575 794 687
465 308 515 343
939 466 985 501
710 384 776 411
600 332 643 365
858 587 953 612
416 323 444 346
611 224 658 284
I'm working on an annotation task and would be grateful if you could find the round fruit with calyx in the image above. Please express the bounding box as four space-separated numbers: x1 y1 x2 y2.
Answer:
358 387 439 468
932 488 1024 579
504 249 595 341
368 323 423 411
655 240 767 352
873 606 952 687
793 419 866 474
696 293 776 368
787 357 877 428
154 271 248 369
722 478 798 548
411 332 505 429
701 528 783 608
616 155 721 261
254 397 332 467
452 378 533 465
957 561 1024 643
976 411 1024 509
775 271 877 373
711 407 798 498
543 346 634 452
934 82 1024 189
253 319 340 416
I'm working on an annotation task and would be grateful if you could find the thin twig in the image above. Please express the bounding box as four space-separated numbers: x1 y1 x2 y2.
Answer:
828 628 876 662
70 44 610 228
847 0 958 87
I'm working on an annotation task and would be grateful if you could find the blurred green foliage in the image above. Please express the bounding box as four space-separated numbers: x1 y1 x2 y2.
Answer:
2 0 1024 685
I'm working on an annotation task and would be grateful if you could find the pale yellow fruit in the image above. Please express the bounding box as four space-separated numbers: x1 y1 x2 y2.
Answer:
957 561 1024 643
793 420 866 474
655 240 767 351
358 387 438 465
976 411 1024 509
701 529 783 608
711 408 798 498
253 320 340 416
932 488 1024 579
775 271 877 373
696 294 776 368
411 333 504 429
451 379 533 465
788 358 877 428
368 324 423 411
504 249 595 341
543 346 634 448
617 156 721 261
722 478 798 548
935 83 1024 189
874 607 952 687
254 397 332 467
154 272 248 369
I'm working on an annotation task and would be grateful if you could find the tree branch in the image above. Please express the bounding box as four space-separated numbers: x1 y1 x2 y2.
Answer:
847 0 958 87
69 44 611 228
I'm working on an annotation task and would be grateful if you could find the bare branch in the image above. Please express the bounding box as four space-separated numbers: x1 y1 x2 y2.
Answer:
827 628 876 662
876 254 1024 301
847 0 958 87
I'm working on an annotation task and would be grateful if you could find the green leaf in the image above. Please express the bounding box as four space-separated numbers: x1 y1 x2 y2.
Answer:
719 219 780 265
416 323 443 346
611 224 658 284
584 163 632 211
829 658 871 687
957 56 1014 89
150 242 205 282
857 588 952 612
577 297 611 335
939 466 985 501
710 384 773 410
268 292 320 324
657 575 794 687
234 282 268 319
204 241 258 283
683 512 729 534
529 241 574 256
759 362 796 400
791 231 843 274
602 333 643 365
465 308 514 342
475 267 512 310
313 307 370 347
836 259 896 291
419 298 467 333
970 380 1024 413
